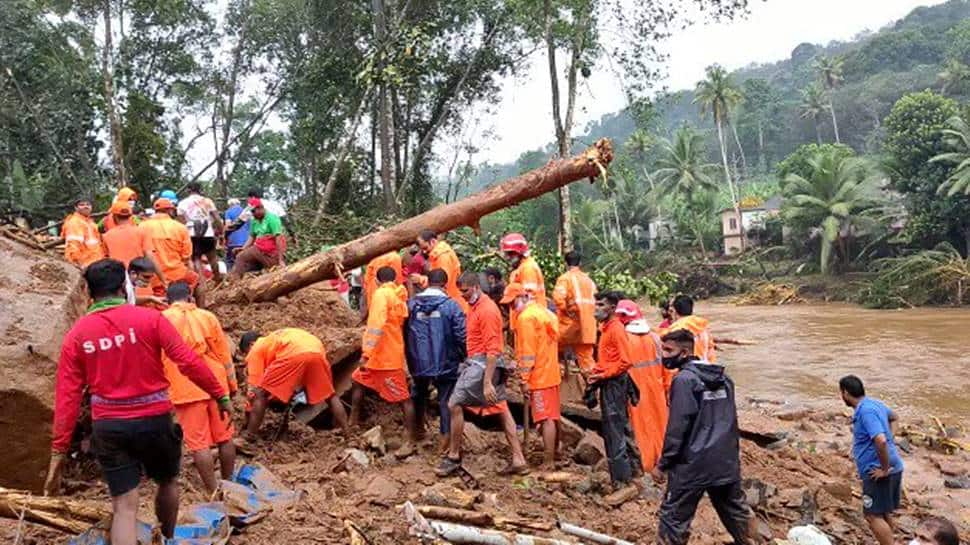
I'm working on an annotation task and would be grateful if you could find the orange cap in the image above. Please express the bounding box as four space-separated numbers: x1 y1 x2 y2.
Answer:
153 197 175 211
500 282 527 304
109 201 132 216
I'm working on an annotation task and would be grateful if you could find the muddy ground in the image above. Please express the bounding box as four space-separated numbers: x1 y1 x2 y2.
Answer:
2 257 968 544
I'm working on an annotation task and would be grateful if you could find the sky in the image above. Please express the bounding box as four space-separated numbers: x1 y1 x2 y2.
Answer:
473 0 947 166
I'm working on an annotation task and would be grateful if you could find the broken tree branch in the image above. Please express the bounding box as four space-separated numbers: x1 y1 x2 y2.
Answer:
215 138 613 305
0 488 111 535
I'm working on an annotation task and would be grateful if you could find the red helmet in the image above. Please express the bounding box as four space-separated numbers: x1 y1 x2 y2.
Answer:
500 233 529 254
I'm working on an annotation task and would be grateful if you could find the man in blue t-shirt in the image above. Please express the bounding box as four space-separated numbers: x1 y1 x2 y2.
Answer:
839 375 904 545
223 198 250 270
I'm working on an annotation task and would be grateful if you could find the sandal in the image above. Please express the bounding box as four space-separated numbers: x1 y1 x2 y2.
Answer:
435 456 463 477
497 463 530 476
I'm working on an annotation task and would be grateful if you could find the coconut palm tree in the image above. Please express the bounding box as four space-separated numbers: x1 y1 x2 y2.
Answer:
931 116 970 196
799 84 828 145
694 64 744 247
939 59 970 96
783 149 881 274
652 126 718 255
814 55 843 143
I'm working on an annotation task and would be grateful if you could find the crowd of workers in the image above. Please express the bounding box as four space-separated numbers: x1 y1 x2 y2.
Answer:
44 187 961 545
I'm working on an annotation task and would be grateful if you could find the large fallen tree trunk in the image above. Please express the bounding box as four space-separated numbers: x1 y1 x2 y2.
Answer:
218 139 613 305
0 487 111 534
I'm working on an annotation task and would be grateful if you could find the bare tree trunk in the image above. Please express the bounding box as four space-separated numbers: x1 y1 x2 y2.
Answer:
373 0 397 214
313 89 372 225
829 102 841 144
217 139 614 304
716 117 743 252
214 0 251 202
730 121 747 178
814 117 822 145
757 121 765 172
101 0 127 188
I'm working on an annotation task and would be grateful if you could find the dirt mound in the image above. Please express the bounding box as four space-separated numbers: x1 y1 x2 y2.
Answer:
213 283 363 392
0 238 87 492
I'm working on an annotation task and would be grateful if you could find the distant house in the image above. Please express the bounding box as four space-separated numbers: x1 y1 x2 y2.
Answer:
647 219 676 251
720 195 783 255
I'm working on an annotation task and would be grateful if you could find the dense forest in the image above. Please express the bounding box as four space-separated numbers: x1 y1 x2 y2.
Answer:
3 0 970 307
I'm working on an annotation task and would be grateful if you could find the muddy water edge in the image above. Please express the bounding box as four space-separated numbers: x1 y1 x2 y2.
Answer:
697 299 970 421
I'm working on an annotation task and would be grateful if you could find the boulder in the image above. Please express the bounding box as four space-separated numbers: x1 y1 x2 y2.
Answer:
363 474 401 503
572 431 606 466
0 239 87 492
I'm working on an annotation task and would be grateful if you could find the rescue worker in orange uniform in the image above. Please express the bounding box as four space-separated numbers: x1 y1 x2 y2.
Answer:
501 233 546 316
552 251 597 373
620 300 675 472
99 187 140 232
62 197 105 268
502 282 560 469
415 229 468 313
161 281 236 495
102 201 164 279
669 294 717 363
590 291 637 485
238 327 349 442
362 250 403 319
350 266 418 456
139 198 201 302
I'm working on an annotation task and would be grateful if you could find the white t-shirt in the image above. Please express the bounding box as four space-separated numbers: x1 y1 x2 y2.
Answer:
177 194 217 237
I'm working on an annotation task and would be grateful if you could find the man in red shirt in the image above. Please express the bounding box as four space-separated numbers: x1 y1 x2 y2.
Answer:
437 272 527 477
44 259 229 545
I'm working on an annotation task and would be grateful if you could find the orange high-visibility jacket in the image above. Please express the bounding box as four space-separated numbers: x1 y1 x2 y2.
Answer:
364 251 403 309
626 321 674 470
552 267 597 346
427 239 468 313
514 302 560 390
246 328 326 390
510 256 546 307
62 213 105 267
161 302 236 405
139 215 192 281
669 315 717 363
101 187 139 232
362 283 409 370
593 317 633 379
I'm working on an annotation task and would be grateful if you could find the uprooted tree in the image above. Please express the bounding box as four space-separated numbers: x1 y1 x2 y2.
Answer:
217 139 615 305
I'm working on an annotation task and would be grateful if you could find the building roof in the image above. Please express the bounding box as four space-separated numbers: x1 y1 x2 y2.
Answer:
719 195 783 214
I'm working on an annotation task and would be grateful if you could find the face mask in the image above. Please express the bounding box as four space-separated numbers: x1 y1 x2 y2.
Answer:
594 308 609 321
662 353 689 370
514 298 527 312
467 291 480 305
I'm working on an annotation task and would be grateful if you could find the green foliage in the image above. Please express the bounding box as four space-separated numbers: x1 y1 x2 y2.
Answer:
930 116 970 196
862 242 970 307
653 126 717 197
782 149 884 273
776 143 856 179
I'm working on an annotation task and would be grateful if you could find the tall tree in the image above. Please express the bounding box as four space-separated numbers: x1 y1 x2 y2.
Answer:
799 84 828 145
652 126 718 255
740 78 781 172
783 150 881 274
814 55 844 143
694 64 743 249
931 116 970 197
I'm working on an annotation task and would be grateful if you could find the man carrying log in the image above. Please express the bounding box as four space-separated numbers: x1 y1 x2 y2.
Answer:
503 282 561 470
437 272 527 477
415 229 467 313
238 328 349 441
45 259 229 545
350 266 419 457
161 281 237 495
552 251 597 373
62 197 105 268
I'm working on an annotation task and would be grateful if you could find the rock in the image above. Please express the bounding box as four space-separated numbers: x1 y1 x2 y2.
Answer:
798 421 818 433
343 448 370 469
419 483 480 509
362 425 386 454
559 417 585 449
820 481 853 503
774 407 811 421
363 474 401 503
786 525 832 545
945 426 963 439
573 431 606 465
755 519 773 542
571 477 595 494
603 484 639 507
638 478 663 501
775 487 807 509
462 422 490 453
944 476 970 489
743 478 769 508
936 460 970 477
896 437 912 454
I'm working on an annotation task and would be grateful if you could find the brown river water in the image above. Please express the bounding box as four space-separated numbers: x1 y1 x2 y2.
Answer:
693 300 970 421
